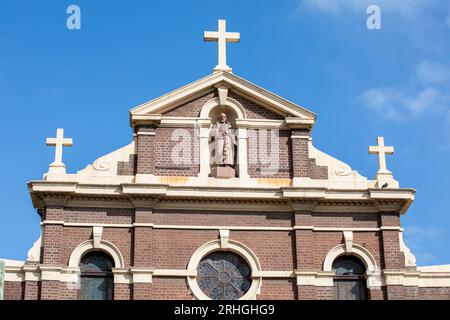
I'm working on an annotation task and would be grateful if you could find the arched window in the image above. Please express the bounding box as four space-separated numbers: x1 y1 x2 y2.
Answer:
332 255 367 300
196 251 252 300
79 251 114 300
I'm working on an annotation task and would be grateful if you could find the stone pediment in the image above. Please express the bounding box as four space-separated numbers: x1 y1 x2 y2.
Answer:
130 71 316 127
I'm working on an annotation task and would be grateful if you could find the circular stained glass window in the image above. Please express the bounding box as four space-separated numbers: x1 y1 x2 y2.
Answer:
196 251 252 300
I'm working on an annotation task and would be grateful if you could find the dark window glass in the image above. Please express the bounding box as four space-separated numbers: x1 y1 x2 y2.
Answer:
332 256 367 300
79 251 114 300
197 251 252 300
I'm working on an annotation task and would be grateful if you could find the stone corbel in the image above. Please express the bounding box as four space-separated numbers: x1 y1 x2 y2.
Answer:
92 226 103 249
219 229 230 249
216 85 229 106
343 231 353 253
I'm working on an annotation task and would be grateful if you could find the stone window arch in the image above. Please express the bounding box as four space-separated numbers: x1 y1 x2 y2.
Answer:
187 239 262 300
323 244 382 297
323 244 378 273
68 239 125 269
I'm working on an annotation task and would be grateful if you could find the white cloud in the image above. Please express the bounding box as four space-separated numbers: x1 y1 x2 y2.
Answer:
300 0 432 17
359 86 444 121
360 60 450 122
446 14 450 27
416 60 450 84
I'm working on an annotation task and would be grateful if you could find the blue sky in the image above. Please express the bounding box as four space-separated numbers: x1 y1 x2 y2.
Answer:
0 0 449 265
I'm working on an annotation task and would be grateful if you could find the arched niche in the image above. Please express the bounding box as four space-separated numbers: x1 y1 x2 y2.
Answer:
198 97 249 179
200 97 246 122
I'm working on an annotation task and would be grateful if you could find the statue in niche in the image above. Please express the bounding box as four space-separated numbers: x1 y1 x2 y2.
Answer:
210 113 237 177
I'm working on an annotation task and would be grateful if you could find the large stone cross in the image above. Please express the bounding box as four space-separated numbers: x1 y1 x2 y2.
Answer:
368 136 399 188
46 128 73 174
204 19 240 73
369 136 394 174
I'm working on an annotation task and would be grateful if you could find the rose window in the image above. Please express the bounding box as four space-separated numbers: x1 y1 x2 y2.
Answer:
196 251 252 300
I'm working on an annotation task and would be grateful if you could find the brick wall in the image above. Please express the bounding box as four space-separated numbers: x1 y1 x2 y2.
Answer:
154 127 200 176
150 209 293 227
258 279 297 300
3 281 24 300
228 91 284 120
135 90 335 180
10 204 449 300
64 207 134 224
297 285 335 300
114 283 132 300
149 277 192 300
248 129 293 178
164 91 285 120
133 283 152 300
40 280 60 300
419 287 450 300
380 212 404 269
41 206 63 265
291 131 310 178
23 281 40 300
164 92 215 117
136 126 155 175
117 154 137 175
291 130 328 180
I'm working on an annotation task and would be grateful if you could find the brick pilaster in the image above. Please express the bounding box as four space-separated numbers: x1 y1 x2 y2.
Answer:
293 204 316 300
132 203 154 300
379 212 404 269
41 204 64 265
379 211 405 300
136 126 155 175
291 130 311 178
23 281 40 300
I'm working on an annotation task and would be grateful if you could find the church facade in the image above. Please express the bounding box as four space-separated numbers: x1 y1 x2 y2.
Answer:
1 20 450 300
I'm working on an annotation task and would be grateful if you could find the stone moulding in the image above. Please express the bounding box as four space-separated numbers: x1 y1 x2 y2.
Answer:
28 180 415 214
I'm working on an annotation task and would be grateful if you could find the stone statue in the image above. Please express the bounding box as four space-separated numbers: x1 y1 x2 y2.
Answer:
211 113 236 166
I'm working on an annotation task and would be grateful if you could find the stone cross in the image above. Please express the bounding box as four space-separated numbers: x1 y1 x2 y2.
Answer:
46 128 73 174
369 136 394 174
204 19 240 72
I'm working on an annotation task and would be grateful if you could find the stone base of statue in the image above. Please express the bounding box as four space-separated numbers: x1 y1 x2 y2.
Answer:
211 165 235 178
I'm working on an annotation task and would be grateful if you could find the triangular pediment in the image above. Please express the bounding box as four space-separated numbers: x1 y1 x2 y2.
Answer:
130 71 316 125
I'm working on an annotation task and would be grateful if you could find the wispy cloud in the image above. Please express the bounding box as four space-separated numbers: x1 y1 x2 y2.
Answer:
416 60 450 84
360 60 450 122
405 225 443 239
403 225 444 266
446 14 450 27
300 0 433 17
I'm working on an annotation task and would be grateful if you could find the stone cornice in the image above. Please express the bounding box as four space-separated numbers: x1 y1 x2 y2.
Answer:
28 180 415 214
